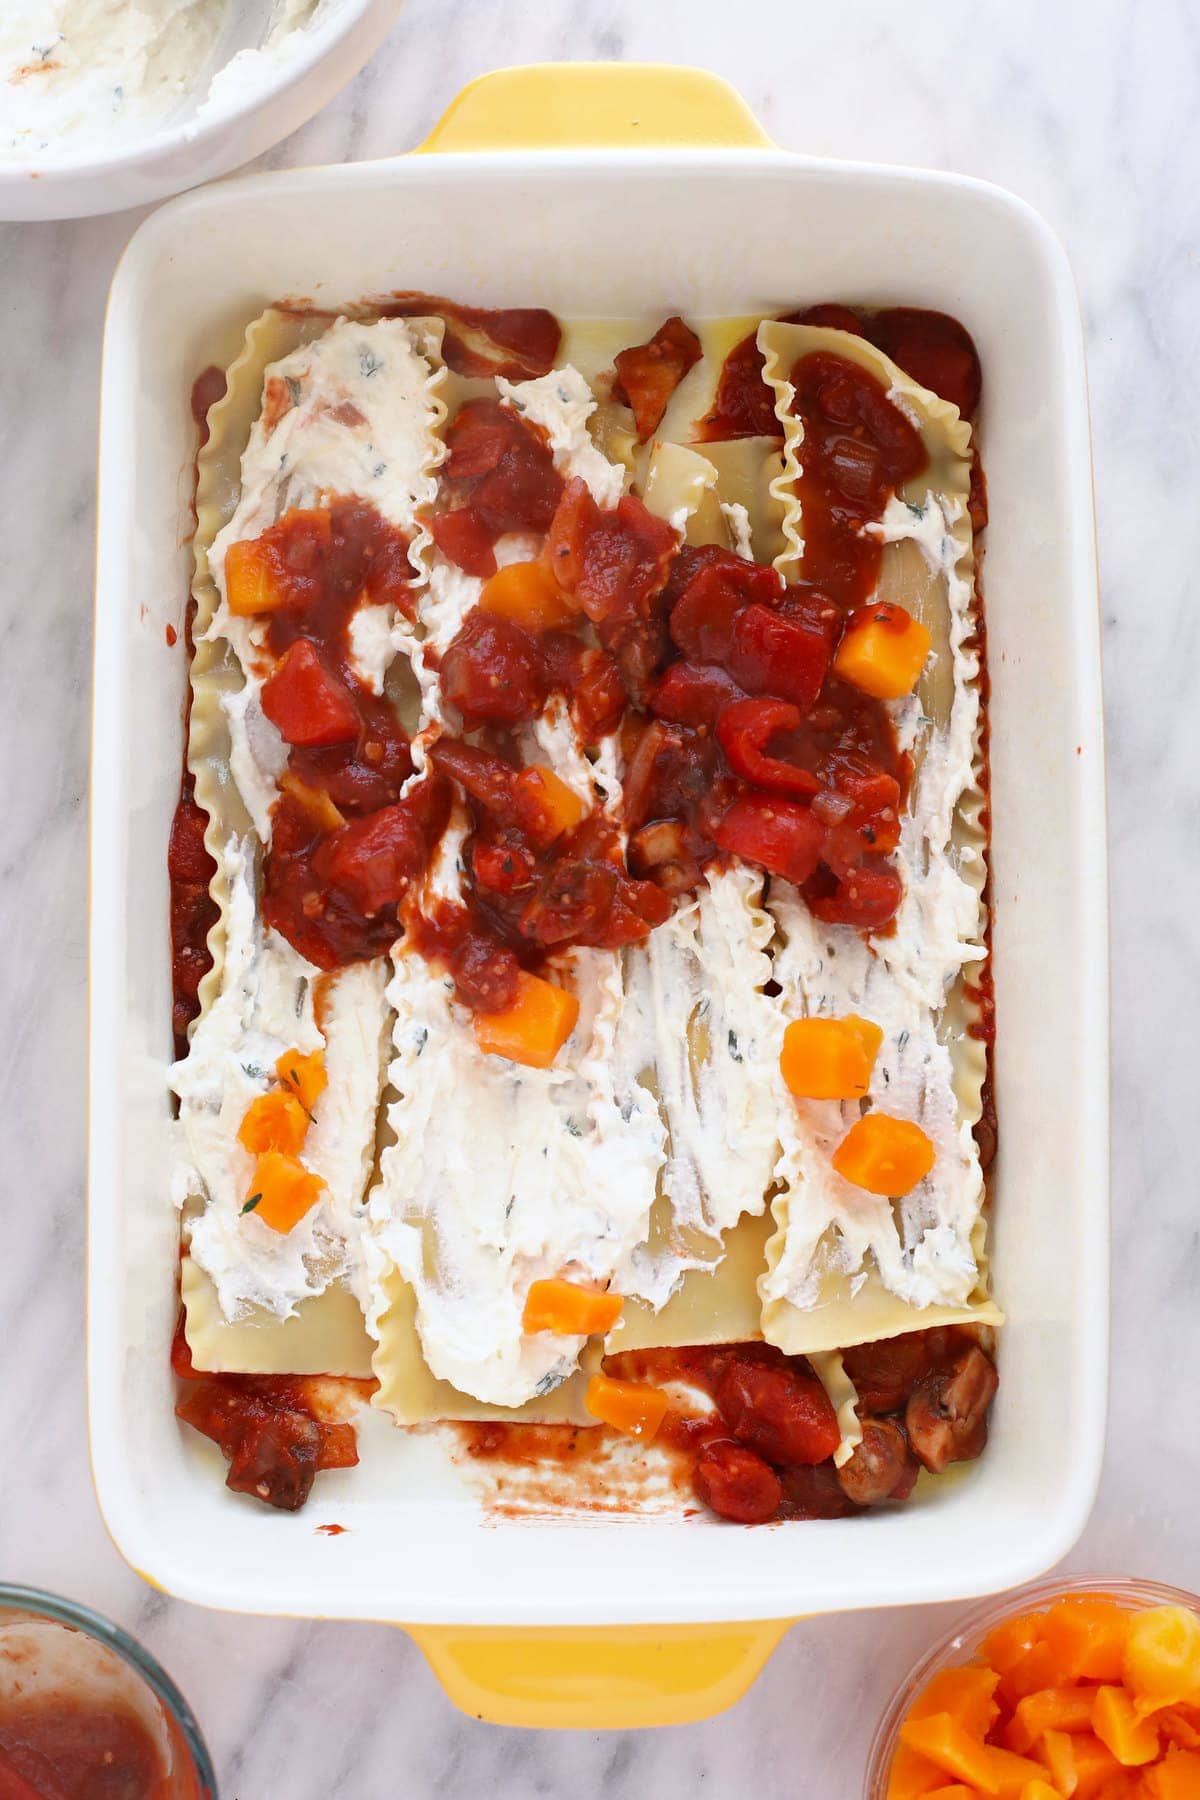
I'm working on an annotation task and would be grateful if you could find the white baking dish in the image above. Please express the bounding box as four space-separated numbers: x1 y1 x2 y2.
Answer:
88 66 1108 1727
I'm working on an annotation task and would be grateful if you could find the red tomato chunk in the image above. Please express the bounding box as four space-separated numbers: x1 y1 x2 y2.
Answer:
693 1440 782 1523
715 1357 842 1467
261 638 360 746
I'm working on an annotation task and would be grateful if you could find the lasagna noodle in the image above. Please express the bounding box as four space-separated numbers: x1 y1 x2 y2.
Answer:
178 311 448 1375
754 320 999 1351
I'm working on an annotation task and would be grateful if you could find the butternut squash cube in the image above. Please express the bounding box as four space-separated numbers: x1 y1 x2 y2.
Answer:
275 1048 327 1116
1092 1686 1161 1766
1037 1728 1079 1796
1006 1687 1097 1753
1124 1607 1200 1708
237 1089 309 1158
832 1112 936 1196
474 971 580 1069
981 1746 1059 1798
480 559 577 633
898 1714 1001 1793
224 536 288 616
908 1666 1001 1741
1041 1597 1131 1684
834 601 932 700
1145 1747 1200 1798
244 1151 324 1234
514 765 589 845
1017 1782 1062 1800
523 1278 624 1337
780 1013 884 1101
886 1740 950 1799
1065 1732 1120 1797
584 1375 669 1441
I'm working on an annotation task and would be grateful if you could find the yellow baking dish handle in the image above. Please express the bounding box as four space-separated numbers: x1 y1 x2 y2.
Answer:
415 63 773 155
407 1619 792 1729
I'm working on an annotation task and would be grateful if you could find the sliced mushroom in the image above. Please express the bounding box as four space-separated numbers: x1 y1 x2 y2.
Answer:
905 1344 998 1474
835 1419 914 1506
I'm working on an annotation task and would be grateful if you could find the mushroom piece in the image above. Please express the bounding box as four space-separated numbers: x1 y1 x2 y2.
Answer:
905 1344 999 1474
835 1418 915 1506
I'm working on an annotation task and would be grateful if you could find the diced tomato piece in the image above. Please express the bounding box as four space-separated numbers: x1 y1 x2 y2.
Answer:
613 314 703 440
716 697 819 797
716 1356 841 1466
572 649 627 738
444 399 563 543
519 857 618 947
714 794 824 884
429 506 498 577
439 611 547 728
668 553 783 664
545 480 678 628
260 639 360 747
315 803 425 915
807 858 903 929
693 1441 782 1523
443 406 513 478
698 330 781 441
650 660 744 728
448 930 523 1013
725 601 833 712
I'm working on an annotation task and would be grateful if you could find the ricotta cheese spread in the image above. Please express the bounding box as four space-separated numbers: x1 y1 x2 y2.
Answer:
0 0 341 160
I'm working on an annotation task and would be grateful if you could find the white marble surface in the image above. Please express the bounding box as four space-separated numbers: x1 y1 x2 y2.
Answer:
1 0 1195 1792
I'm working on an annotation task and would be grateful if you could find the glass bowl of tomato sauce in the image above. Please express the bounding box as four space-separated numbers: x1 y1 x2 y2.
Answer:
0 1585 216 1798
864 1574 1200 1798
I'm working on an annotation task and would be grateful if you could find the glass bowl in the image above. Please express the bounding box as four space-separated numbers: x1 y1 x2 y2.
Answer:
864 1574 1200 1798
0 1584 217 1797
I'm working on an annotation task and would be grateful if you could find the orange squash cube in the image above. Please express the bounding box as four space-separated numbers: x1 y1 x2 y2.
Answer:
908 1666 1002 1740
832 1112 936 1195
1092 1687 1161 1767
237 1089 310 1158
998 1643 1063 1710
1017 1782 1062 1800
1038 1728 1079 1796
1067 1733 1121 1798
834 601 933 700
982 1746 1059 1798
479 559 577 633
887 1741 952 1799
275 1048 328 1116
1124 1608 1200 1709
584 1375 669 1441
1039 1597 1131 1685
985 1613 1048 1677
244 1151 324 1234
898 1715 1001 1793
523 1278 624 1337
513 765 589 846
1145 1748 1200 1798
1159 1708 1200 1752
474 971 580 1069
779 1013 884 1100
224 536 288 616
924 1789 976 1799
1006 1687 1098 1754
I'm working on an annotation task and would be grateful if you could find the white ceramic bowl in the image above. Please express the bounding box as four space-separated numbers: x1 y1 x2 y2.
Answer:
88 65 1109 1729
0 0 405 223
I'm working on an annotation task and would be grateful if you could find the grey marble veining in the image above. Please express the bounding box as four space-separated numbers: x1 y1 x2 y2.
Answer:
1 0 1197 1793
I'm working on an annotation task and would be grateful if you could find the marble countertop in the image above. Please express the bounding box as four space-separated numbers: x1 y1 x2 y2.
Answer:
2 0 1194 1792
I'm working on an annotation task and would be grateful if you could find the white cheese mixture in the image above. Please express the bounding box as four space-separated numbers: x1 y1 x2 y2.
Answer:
762 491 986 1315
0 0 339 160
172 839 389 1321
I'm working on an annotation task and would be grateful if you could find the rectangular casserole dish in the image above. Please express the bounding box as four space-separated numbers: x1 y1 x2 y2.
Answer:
89 65 1108 1728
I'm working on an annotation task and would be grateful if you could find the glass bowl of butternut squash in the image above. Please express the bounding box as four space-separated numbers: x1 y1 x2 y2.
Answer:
865 1576 1200 1799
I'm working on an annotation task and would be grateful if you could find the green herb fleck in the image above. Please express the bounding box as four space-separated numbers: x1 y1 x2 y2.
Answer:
241 1193 263 1215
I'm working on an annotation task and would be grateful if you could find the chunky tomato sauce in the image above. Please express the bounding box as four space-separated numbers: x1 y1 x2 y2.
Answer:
378 292 561 381
700 302 982 440
457 1329 996 1524
170 302 994 1520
